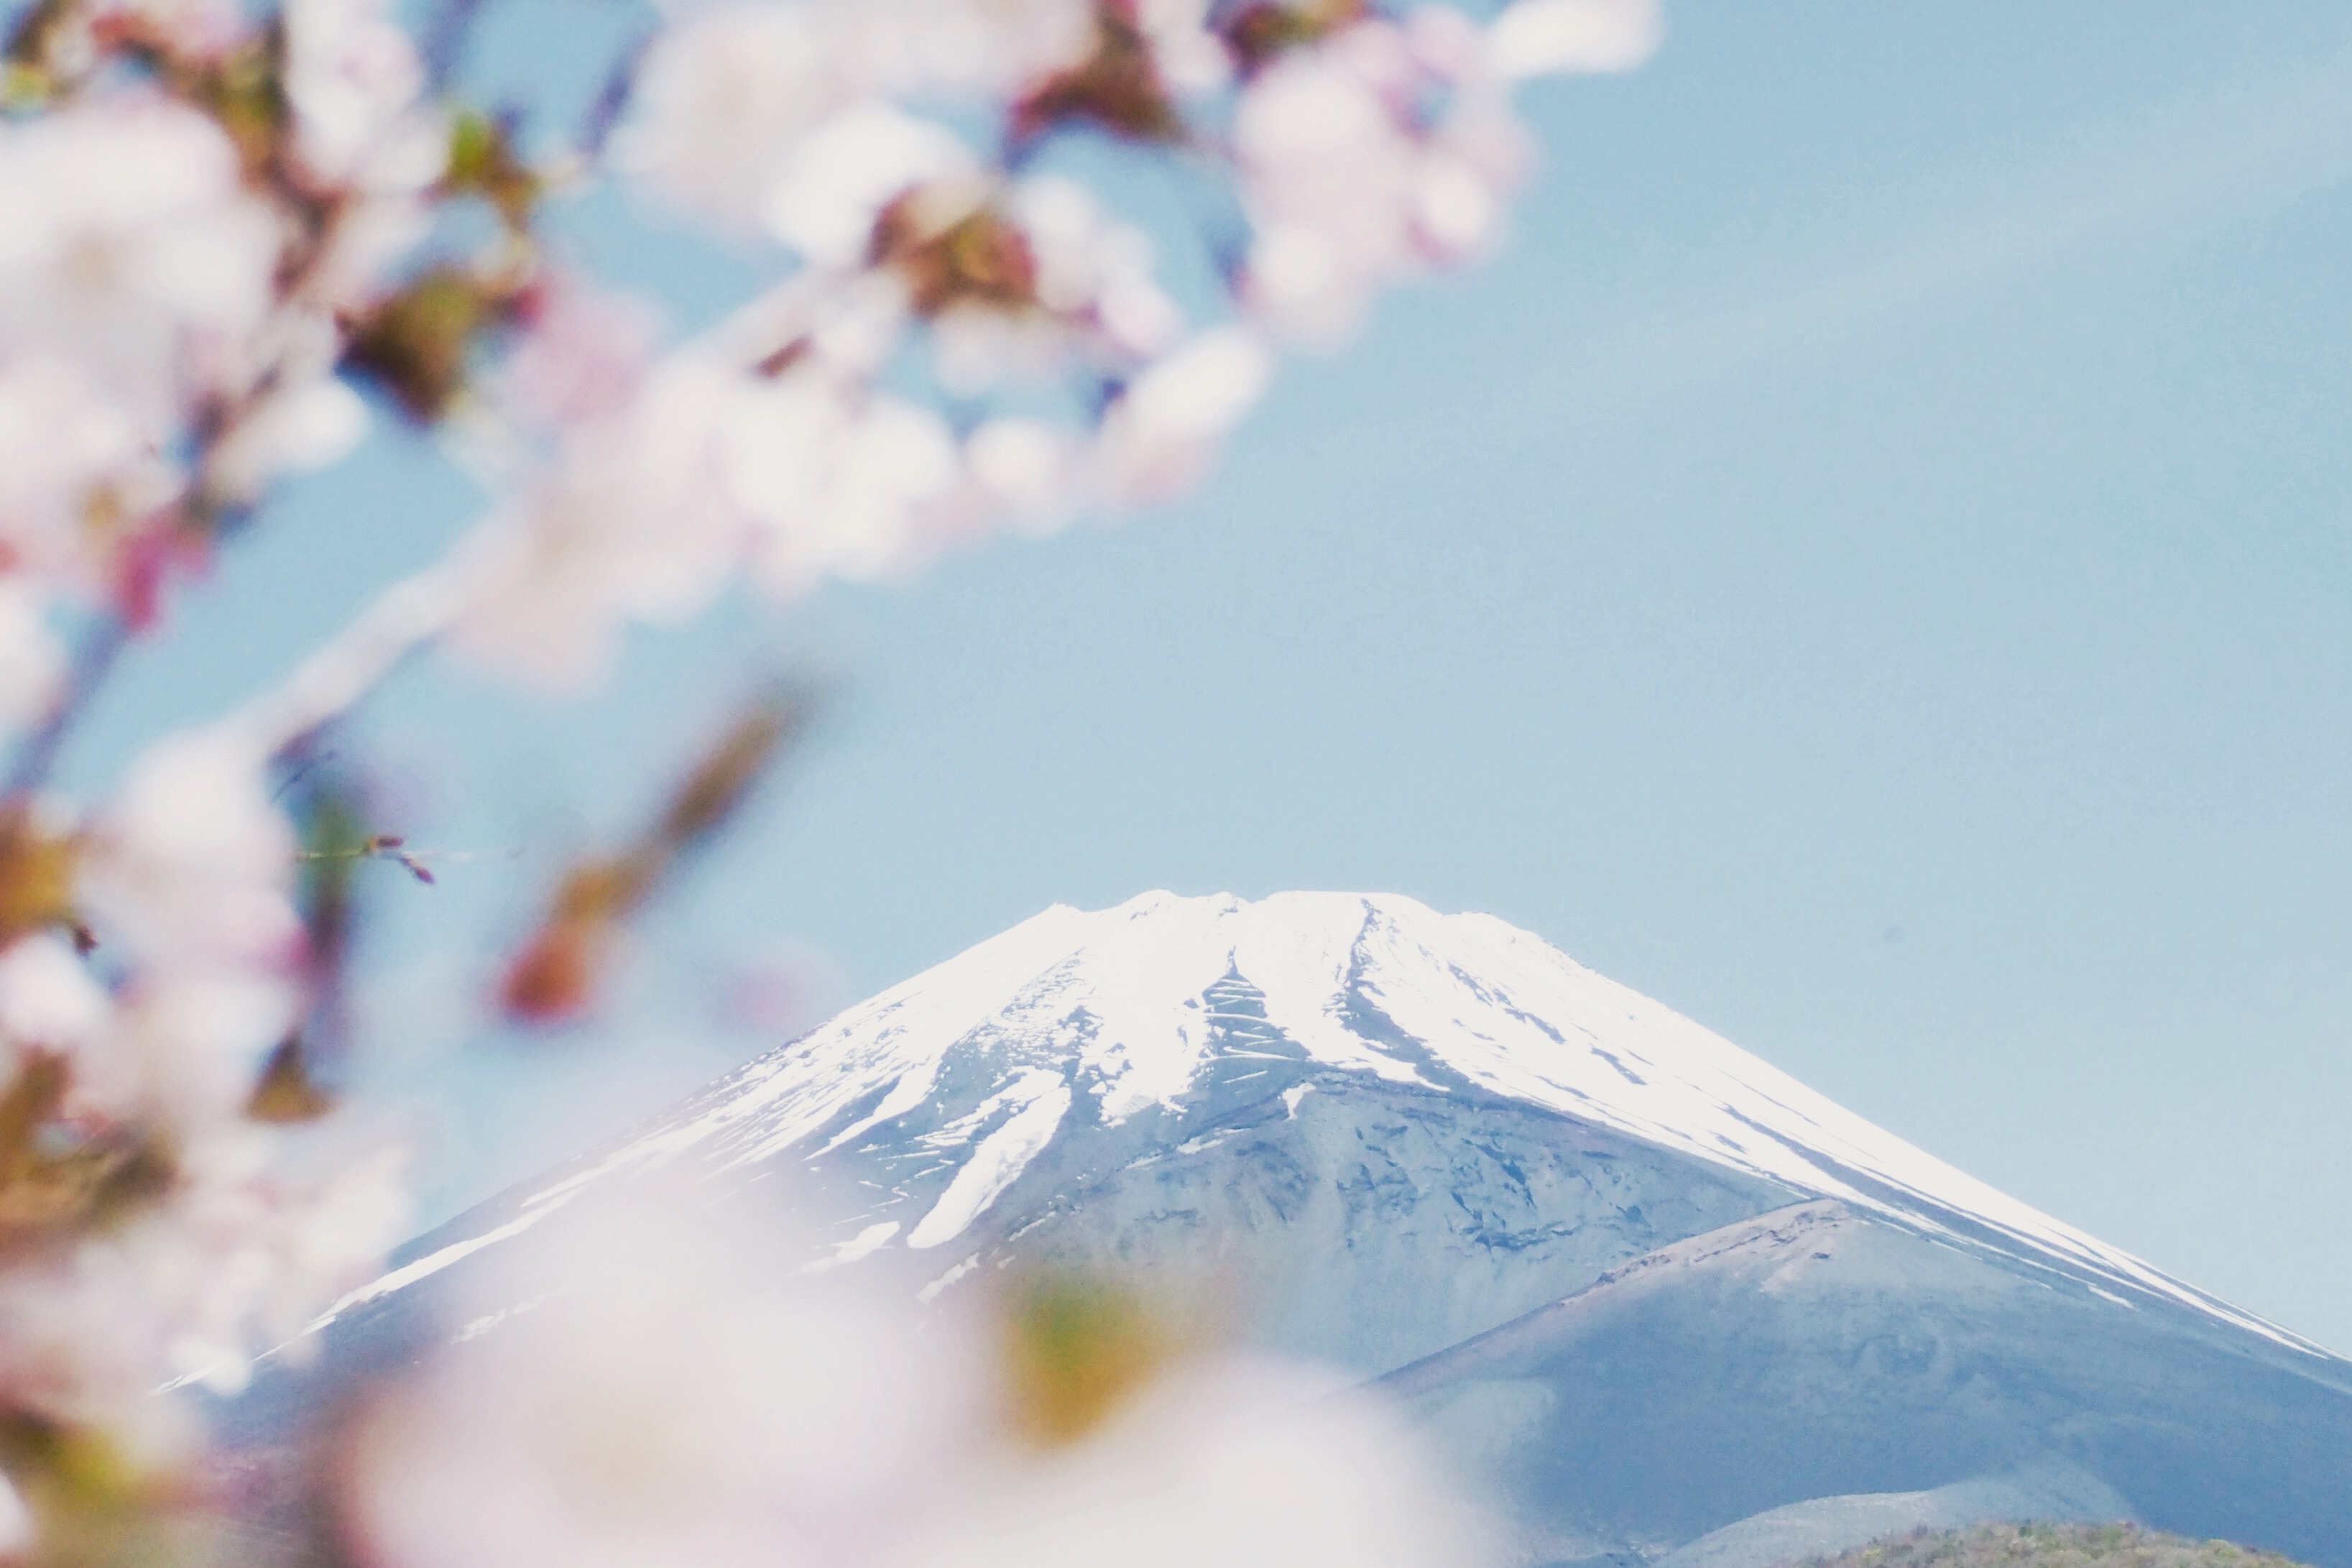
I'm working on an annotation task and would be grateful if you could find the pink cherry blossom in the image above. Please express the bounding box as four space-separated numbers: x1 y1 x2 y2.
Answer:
615 4 861 232
0 933 111 1079
501 277 663 433
76 730 304 1123
343 1199 990 1568
0 0 1647 1542
888 1357 1490 1568
0 355 179 599
0 586 65 736
1487 0 1662 78
0 98 280 427
281 0 440 190
1097 326 1273 503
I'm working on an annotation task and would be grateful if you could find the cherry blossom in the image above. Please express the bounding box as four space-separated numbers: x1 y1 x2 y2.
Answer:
75 730 303 1127
0 733 407 1447
0 933 110 1086
617 0 1094 236
0 0 1660 1551
499 277 662 433
337 1191 1480 1568
923 175 1184 395
1488 0 1663 78
0 1470 27 1564
853 0 1096 98
0 589 65 736
614 3 874 234
0 1130 407 1432
151 1133 410 1394
280 0 438 190
420 0 1646 696
0 354 180 624
85 0 251 64
763 103 979 266
0 98 278 428
1233 14 1534 343
1097 326 1274 502
342 1199 991 1568
965 416 1084 532
888 1357 1490 1568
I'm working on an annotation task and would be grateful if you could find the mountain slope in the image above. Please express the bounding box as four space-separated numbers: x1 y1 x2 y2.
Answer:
1798 1522 2312 1568
1383 1201 2352 1564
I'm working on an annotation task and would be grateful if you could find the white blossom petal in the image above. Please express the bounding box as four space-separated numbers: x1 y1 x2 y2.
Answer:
1487 0 1662 78
1098 326 1273 502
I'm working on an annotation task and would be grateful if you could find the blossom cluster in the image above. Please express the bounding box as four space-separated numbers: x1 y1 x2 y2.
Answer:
453 0 1661 686
0 0 444 688
0 0 451 1540
0 0 1657 1556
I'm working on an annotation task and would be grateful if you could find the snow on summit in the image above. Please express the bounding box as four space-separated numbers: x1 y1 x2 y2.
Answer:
336 891 2319 1354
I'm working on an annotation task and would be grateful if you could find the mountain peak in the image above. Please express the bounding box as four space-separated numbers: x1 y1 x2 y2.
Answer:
325 891 2317 1360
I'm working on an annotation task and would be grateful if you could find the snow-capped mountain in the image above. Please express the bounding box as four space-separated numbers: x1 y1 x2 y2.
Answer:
268 892 2352 1567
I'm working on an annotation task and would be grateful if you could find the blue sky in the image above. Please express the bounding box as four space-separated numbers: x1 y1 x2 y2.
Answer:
63 2 2352 1349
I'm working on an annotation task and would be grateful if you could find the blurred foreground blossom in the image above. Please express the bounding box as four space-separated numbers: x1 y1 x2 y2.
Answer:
1235 11 1529 343
890 1356 1486 1568
1488 0 1662 78
343 1202 990 1568
0 726 407 1470
613 0 1096 232
339 1193 1488 1568
0 98 276 425
0 586 65 733
0 0 1656 1554
1097 325 1274 502
429 0 1647 682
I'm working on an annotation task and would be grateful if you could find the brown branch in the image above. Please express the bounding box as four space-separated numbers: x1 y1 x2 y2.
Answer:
502 686 816 1024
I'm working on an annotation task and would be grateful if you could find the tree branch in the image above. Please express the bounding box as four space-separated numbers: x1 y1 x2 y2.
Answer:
3 617 126 798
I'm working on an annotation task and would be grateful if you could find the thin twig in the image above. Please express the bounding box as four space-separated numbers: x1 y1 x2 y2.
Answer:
576 27 650 161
